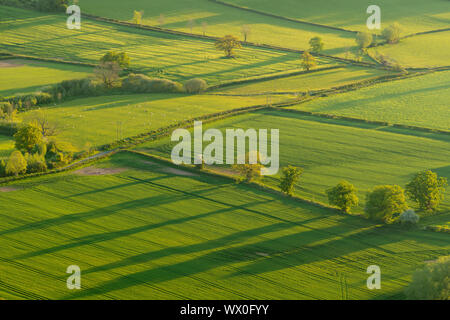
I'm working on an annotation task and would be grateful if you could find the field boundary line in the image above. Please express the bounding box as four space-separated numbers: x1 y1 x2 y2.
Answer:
208 0 357 34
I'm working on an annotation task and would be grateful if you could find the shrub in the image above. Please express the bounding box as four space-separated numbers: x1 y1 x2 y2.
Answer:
355 32 373 49
14 124 43 153
122 74 183 93
309 37 324 53
406 170 448 212
301 51 316 71
100 51 131 69
279 166 303 196
365 185 408 223
184 78 208 94
326 181 359 214
405 256 449 300
399 209 420 227
5 150 27 176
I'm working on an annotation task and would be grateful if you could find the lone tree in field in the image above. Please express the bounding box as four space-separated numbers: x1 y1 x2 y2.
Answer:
301 51 316 71
241 25 251 43
326 181 359 214
279 166 303 196
405 170 448 212
233 151 264 182
95 62 122 88
309 37 324 54
132 10 143 25
215 35 242 58
405 256 450 300
365 185 408 223
100 51 130 69
382 23 401 44
14 124 43 153
5 151 27 176
355 32 373 50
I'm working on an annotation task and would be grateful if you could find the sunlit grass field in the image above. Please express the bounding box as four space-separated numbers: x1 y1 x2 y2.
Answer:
288 71 450 130
18 93 289 149
137 110 450 221
0 152 448 300
0 59 92 96
0 6 334 86
225 0 450 34
79 0 356 56
213 66 391 95
0 134 14 160
369 31 450 68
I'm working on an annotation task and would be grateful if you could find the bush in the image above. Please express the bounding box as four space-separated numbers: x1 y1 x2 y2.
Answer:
5 150 27 176
122 74 184 93
399 209 420 227
100 51 130 69
184 78 208 94
405 256 449 300
326 181 359 214
382 23 401 44
365 185 408 223
14 124 43 153
355 32 373 49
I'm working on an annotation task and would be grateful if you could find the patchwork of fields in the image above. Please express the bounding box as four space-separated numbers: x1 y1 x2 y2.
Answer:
0 0 448 301
0 152 448 299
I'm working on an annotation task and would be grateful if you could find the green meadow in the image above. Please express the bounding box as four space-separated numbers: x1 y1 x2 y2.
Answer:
0 134 14 160
0 152 448 299
213 66 391 95
0 59 92 96
225 0 450 34
369 31 450 68
289 71 450 131
18 93 288 149
136 110 450 221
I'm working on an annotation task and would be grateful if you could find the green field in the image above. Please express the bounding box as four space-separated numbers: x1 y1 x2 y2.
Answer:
80 0 356 56
369 31 450 68
0 134 14 160
288 71 450 130
225 0 450 34
213 66 391 95
0 5 336 86
0 59 92 96
0 152 448 299
18 93 288 149
136 110 450 221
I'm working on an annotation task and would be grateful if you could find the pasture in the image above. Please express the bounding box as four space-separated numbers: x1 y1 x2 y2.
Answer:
136 109 450 222
0 152 448 300
0 5 335 86
0 59 92 96
288 70 450 131
225 0 450 34
18 93 289 149
213 66 391 95
0 134 14 160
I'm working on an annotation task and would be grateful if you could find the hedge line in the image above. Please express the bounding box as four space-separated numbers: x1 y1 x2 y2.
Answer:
424 225 450 234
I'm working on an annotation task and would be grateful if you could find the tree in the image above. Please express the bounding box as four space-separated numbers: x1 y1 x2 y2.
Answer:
14 124 43 153
382 23 401 44
36 0 69 12
94 62 122 88
279 166 303 196
326 181 359 213
365 185 408 222
309 37 324 53
399 209 420 227
100 51 130 69
132 10 143 25
5 151 27 176
241 25 251 42
301 51 316 71
215 35 242 58
233 152 264 182
355 32 373 49
405 256 449 300
406 170 447 212
25 110 59 138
